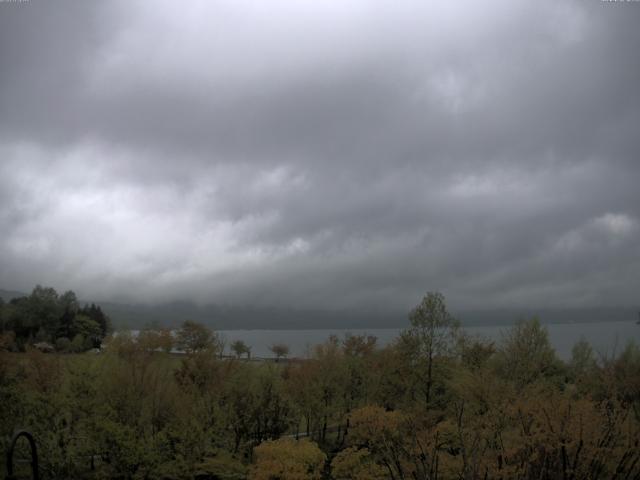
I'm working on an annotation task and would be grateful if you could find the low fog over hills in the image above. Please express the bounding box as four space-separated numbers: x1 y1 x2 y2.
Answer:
2 288 637 330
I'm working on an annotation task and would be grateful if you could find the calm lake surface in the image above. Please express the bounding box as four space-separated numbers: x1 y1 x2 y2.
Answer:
218 321 640 360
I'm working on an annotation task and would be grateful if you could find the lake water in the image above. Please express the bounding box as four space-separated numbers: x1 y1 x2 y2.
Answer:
218 321 640 360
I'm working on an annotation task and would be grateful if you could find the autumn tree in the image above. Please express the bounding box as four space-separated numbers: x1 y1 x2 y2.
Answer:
331 447 387 480
249 437 326 480
157 327 174 353
137 325 174 353
285 359 324 439
342 333 377 357
494 387 640 479
439 362 513 479
308 335 349 442
567 337 598 394
611 340 640 406
347 406 411 479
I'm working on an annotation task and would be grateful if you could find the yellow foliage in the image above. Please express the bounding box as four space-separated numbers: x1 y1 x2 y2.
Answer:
330 447 387 480
348 405 405 446
249 437 326 480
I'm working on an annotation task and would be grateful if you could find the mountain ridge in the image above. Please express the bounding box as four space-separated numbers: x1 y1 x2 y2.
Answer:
2 288 637 330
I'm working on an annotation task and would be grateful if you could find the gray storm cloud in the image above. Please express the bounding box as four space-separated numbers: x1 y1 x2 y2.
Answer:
1 0 639 312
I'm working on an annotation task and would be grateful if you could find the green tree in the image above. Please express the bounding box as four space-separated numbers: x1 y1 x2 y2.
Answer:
71 314 102 348
176 320 219 354
1 286 110 350
29 285 61 337
71 333 86 352
569 337 597 386
270 343 290 362
341 334 377 415
6 286 61 343
220 364 293 453
59 290 79 313
457 332 495 371
311 335 347 442
231 339 251 359
403 292 459 404
495 317 560 388
80 303 112 337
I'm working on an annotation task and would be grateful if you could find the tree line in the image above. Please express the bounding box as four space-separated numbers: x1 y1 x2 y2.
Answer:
1 292 639 479
0 285 112 353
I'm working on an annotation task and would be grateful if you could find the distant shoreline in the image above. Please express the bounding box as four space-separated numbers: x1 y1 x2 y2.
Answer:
117 318 639 332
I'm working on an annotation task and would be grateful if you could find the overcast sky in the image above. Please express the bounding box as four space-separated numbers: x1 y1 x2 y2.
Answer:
1 0 639 312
